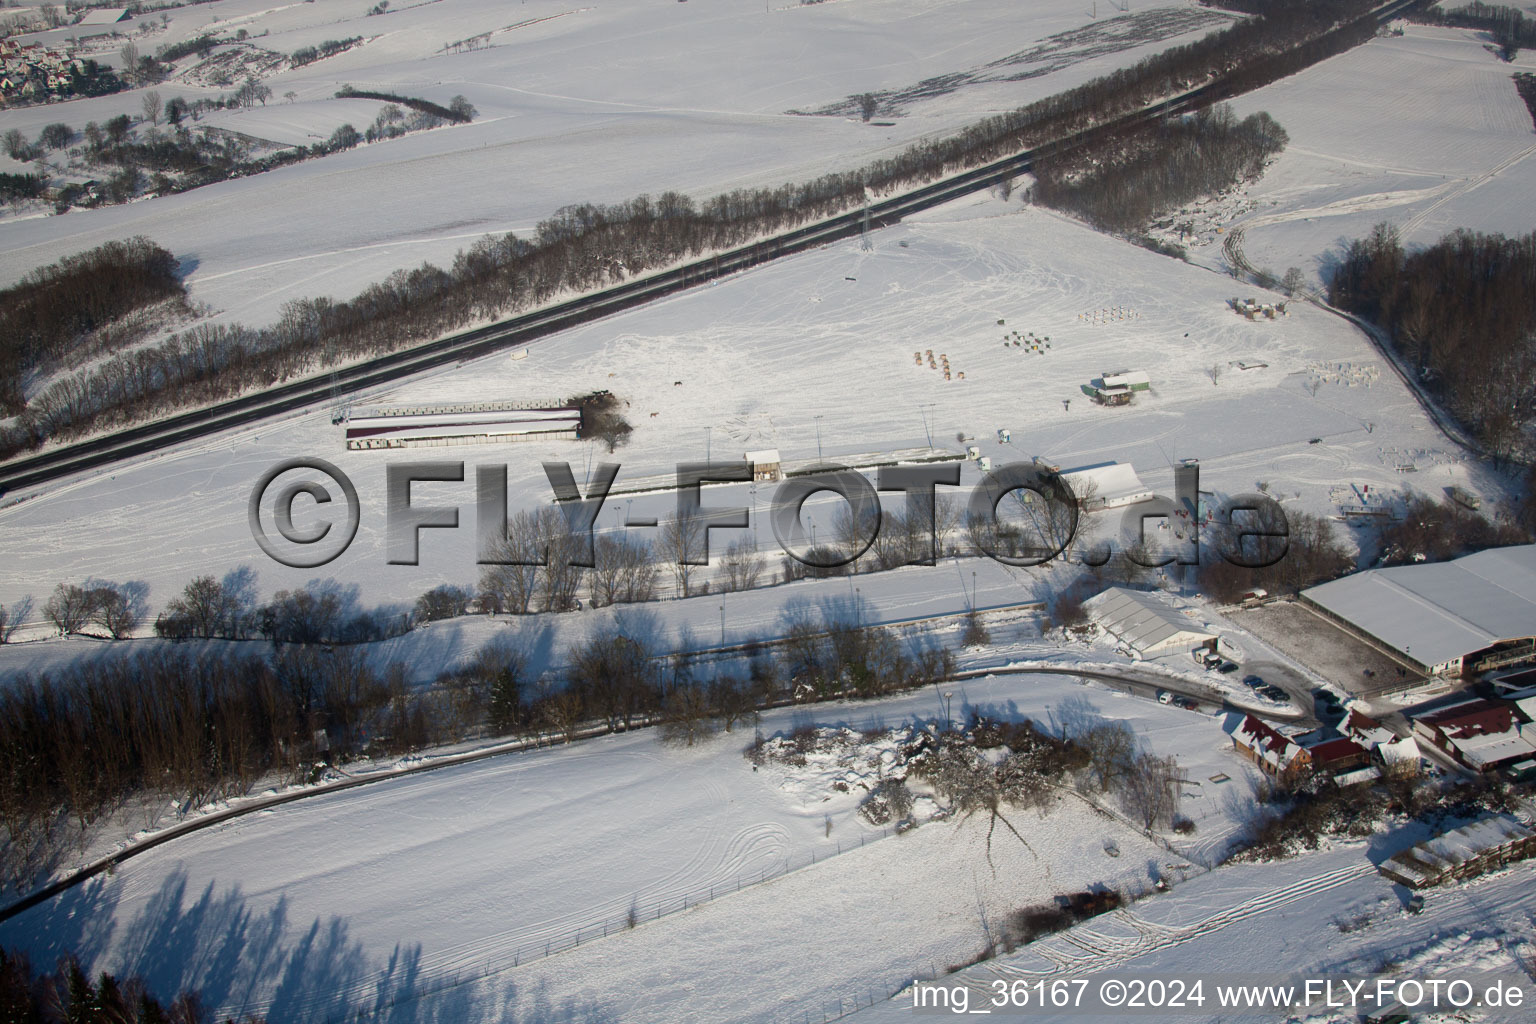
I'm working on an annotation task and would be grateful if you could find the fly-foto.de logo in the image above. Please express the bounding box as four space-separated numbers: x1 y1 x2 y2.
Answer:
248 457 1289 571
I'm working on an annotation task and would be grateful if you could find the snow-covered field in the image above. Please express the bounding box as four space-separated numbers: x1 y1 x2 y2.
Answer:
0 199 1487 620
0 672 1259 1023
5 8 1536 1022
1222 19 1536 290
0 0 1230 327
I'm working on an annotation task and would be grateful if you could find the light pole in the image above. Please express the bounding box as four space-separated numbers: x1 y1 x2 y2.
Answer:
719 605 726 647
944 691 954 731
814 415 824 461
918 403 935 448
706 426 712 462
971 570 977 611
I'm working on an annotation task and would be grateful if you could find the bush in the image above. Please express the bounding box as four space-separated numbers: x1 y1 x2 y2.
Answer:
858 777 914 825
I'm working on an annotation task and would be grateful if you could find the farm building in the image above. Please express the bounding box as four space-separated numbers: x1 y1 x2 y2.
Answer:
1303 736 1371 777
342 400 581 450
1409 698 1536 773
1057 462 1154 510
744 449 782 482
1342 708 1421 775
1083 586 1215 655
1300 544 1536 676
1229 714 1311 784
1100 370 1151 392
1378 815 1536 889
1080 370 1149 406
77 7 131 25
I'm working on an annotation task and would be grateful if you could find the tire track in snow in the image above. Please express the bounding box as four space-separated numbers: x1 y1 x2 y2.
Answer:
989 861 1375 979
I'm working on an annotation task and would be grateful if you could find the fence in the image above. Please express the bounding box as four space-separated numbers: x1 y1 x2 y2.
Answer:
325 823 899 1023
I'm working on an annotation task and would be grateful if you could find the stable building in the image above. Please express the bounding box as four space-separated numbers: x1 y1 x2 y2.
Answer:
1410 699 1536 773
1083 586 1216 655
1301 544 1536 676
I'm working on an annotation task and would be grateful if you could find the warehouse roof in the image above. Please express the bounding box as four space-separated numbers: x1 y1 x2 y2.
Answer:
1302 544 1536 669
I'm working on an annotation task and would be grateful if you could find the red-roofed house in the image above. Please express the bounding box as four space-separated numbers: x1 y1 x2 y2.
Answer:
1411 699 1536 772
1343 708 1421 776
1304 736 1370 775
1231 715 1311 783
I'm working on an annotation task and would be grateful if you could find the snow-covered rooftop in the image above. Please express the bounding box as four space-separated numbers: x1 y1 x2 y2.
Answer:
1084 587 1214 653
1302 544 1536 669
1058 462 1154 509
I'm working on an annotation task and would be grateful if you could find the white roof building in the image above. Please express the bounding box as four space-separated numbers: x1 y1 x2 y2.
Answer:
1057 461 1154 510
1302 544 1536 675
78 8 131 25
1083 587 1215 654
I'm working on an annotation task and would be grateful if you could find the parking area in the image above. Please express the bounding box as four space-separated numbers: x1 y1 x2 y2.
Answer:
1227 600 1425 698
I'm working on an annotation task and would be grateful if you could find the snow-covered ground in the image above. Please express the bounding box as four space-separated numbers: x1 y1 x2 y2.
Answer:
0 0 1230 327
1222 19 1536 290
0 197 1492 621
0 672 1262 1023
850 834 1536 1024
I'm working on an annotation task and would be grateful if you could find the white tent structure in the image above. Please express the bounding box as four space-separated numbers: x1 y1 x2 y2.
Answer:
1083 586 1216 655
1058 462 1154 510
1302 544 1536 675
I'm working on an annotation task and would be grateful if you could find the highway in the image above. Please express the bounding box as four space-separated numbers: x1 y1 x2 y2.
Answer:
0 0 1425 498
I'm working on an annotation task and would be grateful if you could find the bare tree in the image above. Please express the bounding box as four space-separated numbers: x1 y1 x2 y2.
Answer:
1281 266 1305 296
43 584 94 635
119 41 140 85
142 90 162 126
1119 752 1181 830
1077 721 1137 793
660 685 716 747
720 536 763 592
0 595 31 642
479 509 545 614
537 508 586 612
1208 363 1222 386
660 509 705 597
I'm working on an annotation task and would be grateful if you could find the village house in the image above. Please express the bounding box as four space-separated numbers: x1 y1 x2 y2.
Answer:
1230 714 1311 784
1410 699 1536 773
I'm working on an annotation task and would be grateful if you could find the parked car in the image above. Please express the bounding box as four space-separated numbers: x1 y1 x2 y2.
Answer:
1261 685 1289 702
1217 661 1239 674
1242 674 1264 689
1173 696 1199 711
1156 689 1172 704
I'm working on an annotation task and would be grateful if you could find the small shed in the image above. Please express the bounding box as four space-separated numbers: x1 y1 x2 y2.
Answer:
744 448 781 482
1100 369 1151 392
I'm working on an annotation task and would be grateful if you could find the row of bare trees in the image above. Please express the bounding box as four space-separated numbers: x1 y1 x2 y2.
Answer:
1 0 1391 460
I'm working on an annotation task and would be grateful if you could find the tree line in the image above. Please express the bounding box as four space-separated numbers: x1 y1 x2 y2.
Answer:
0 238 185 417
0 594 958 891
0 0 1394 460
1410 3 1536 60
0 947 264 1024
1030 103 1288 238
1328 224 1536 462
